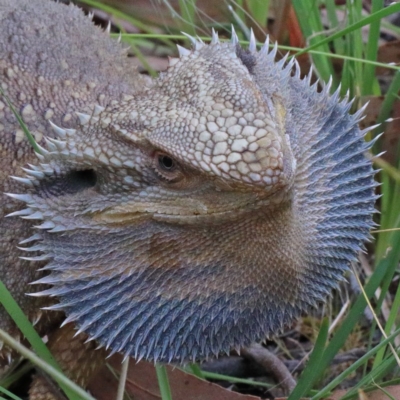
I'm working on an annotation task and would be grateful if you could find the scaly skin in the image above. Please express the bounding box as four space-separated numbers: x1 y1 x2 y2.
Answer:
1 0 376 397
0 0 147 395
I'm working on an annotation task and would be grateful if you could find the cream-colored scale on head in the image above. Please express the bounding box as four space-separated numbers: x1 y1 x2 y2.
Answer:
114 36 296 193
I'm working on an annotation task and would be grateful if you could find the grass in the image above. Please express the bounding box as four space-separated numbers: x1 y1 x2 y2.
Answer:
1 0 400 399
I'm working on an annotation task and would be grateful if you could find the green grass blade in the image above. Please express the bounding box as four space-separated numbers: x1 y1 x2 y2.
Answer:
0 281 57 369
0 281 85 399
78 0 175 47
245 0 270 27
196 370 272 388
116 358 129 400
155 364 172 400
118 33 400 73
294 3 400 59
291 0 336 83
178 0 197 35
0 87 40 153
287 318 329 400
0 329 94 400
323 0 344 55
0 361 33 389
373 70 400 154
313 229 400 383
341 353 398 399
312 327 400 399
188 363 204 378
362 0 384 95
0 386 23 400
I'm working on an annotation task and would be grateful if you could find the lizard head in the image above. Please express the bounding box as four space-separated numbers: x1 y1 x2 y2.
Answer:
8 29 376 363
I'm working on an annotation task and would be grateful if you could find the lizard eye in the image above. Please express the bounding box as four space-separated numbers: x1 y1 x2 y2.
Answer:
158 154 176 171
153 151 181 182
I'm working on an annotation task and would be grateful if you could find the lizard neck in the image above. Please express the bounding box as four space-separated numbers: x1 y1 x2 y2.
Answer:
35 199 313 362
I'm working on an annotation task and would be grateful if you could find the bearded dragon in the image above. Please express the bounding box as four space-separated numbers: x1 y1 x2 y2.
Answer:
0 0 376 398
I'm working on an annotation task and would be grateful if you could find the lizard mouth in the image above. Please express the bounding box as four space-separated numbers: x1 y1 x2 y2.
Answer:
94 192 286 226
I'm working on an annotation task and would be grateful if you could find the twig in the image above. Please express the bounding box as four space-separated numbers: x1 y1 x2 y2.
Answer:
240 343 296 395
116 357 129 400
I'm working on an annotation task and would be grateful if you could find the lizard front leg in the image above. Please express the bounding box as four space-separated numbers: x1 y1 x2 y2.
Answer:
29 325 107 400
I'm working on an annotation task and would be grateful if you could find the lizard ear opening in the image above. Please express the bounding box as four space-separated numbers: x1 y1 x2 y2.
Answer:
40 169 98 197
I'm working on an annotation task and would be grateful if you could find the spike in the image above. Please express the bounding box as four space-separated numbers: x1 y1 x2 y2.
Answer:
177 45 191 57
5 193 34 203
46 137 66 151
35 221 56 230
194 40 203 51
76 112 91 125
95 343 105 351
17 244 45 252
10 176 34 187
117 32 122 43
43 299 71 309
31 311 42 327
249 28 256 52
358 101 370 115
35 152 45 161
88 12 94 21
22 168 44 179
30 275 60 286
49 120 67 138
196 35 205 44
27 164 41 171
294 59 301 78
325 75 333 94
6 208 33 218
105 21 111 34
19 233 42 245
211 28 219 44
27 289 57 297
311 80 320 93
269 41 278 59
104 342 118 354
181 32 197 48
44 137 57 152
20 254 49 262
362 124 381 134
276 52 289 69
93 104 105 116
35 143 50 156
373 150 385 160
73 317 100 338
83 336 96 345
21 211 44 220
33 277 60 290
231 25 239 45
39 164 54 175
306 66 314 84
260 35 270 56
48 225 67 233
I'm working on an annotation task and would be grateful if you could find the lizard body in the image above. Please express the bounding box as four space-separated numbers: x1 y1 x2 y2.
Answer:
0 0 376 396
0 0 147 345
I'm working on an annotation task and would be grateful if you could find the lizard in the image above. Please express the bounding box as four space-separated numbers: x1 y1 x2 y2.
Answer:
0 0 377 397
